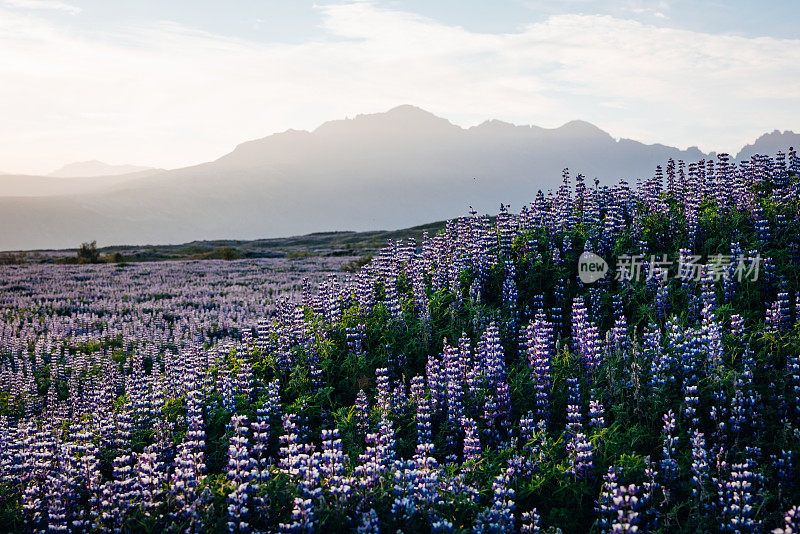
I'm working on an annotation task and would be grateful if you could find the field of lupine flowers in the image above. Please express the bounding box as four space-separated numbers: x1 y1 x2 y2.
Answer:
2 150 800 533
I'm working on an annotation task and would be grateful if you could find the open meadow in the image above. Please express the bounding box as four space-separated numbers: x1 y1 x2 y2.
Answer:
2 152 800 532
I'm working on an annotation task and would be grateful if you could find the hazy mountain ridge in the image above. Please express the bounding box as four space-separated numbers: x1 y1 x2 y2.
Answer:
48 160 155 178
1 106 797 251
736 130 800 161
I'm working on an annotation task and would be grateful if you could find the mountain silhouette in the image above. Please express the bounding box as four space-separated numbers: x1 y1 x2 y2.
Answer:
735 130 799 161
0 105 797 251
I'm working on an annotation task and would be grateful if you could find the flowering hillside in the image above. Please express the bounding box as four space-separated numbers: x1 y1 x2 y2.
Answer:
2 150 800 533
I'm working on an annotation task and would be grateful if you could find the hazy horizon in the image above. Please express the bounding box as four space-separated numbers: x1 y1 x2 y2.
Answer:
4 106 799 178
1 103 797 252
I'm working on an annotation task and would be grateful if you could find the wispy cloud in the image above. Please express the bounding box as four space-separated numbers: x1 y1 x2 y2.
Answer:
0 1 798 174
4 0 80 15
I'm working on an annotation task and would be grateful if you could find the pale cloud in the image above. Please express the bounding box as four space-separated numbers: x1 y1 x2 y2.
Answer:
0 1 797 174
4 0 80 15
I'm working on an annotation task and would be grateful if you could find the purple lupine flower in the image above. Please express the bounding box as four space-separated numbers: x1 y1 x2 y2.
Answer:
609 313 630 359
519 411 540 447
320 428 352 503
596 466 620 531
609 484 642 533
136 449 166 520
355 416 396 490
391 442 442 524
521 509 542 532
655 278 669 321
690 431 709 501
684 384 700 429
443 339 464 426
45 471 68 533
646 324 670 390
565 377 582 437
227 414 256 533
279 497 315 533
661 410 679 492
345 325 365 356
431 517 454 532
718 460 761 533
171 436 206 530
640 456 661 529
566 432 594 481
774 506 800 534
354 389 370 436
771 449 793 492
384 276 402 320
375 367 391 417
589 397 605 431
571 297 588 354
461 417 481 464
730 314 744 337
526 313 553 425
356 508 380 534
480 323 511 437
583 324 603 377
426 352 446 418
475 473 516 532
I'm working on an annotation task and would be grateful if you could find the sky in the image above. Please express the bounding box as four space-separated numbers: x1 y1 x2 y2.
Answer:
0 0 798 175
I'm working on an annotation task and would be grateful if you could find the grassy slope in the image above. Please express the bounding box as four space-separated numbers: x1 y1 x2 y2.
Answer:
1 220 448 264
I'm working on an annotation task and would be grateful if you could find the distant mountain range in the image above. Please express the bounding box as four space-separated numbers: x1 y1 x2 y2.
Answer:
1 105 798 251
47 160 155 178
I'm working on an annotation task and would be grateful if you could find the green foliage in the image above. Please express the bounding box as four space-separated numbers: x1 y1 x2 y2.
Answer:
0 482 24 531
5 174 800 532
0 252 26 265
206 247 243 260
77 240 101 264
341 254 373 272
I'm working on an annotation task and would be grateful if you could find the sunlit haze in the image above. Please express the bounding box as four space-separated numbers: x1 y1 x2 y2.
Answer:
1 0 798 175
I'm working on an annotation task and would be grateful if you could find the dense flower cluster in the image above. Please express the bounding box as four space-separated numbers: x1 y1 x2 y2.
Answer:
1 150 800 531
